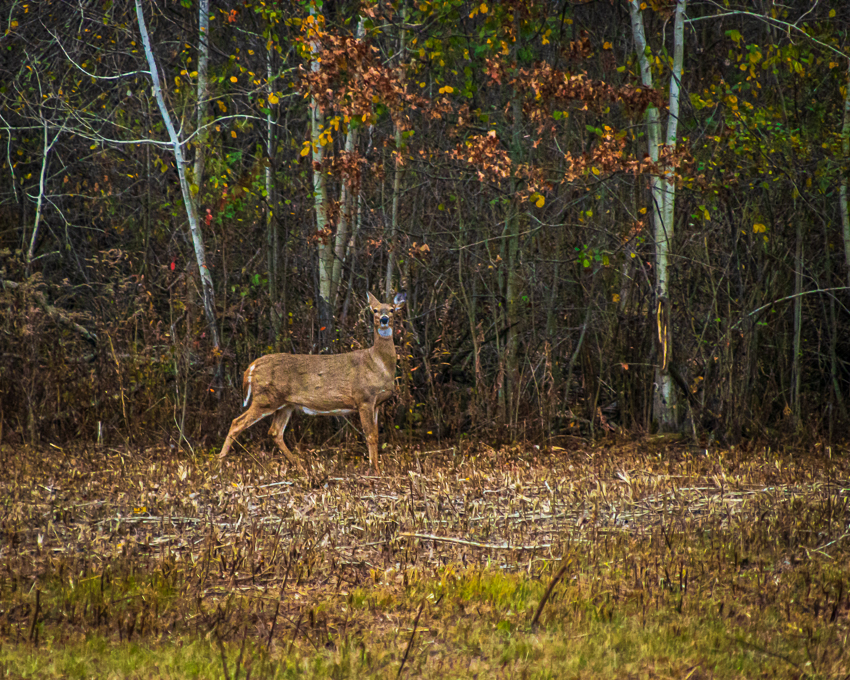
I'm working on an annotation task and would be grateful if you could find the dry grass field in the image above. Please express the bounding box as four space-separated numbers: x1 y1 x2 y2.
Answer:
1 439 849 678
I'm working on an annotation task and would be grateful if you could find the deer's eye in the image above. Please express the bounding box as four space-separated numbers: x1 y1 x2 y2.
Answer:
373 308 379 313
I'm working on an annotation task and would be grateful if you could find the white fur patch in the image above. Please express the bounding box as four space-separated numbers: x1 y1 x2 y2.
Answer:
302 407 354 416
377 327 392 338
243 365 255 407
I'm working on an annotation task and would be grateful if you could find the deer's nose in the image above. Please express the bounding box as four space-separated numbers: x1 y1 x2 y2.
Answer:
380 315 390 325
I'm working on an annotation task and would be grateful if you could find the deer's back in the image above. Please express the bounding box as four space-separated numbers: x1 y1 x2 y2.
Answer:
245 349 395 408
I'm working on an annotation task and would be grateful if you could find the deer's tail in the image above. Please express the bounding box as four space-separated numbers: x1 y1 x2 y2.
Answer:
243 363 255 407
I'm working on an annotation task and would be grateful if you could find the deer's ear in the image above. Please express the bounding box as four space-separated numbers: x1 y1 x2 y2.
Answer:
393 292 407 309
367 291 380 309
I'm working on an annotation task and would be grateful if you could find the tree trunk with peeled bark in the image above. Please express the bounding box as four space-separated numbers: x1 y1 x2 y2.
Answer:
629 0 686 432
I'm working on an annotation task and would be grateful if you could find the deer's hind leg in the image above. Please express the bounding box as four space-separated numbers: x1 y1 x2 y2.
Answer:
268 406 308 473
219 402 274 459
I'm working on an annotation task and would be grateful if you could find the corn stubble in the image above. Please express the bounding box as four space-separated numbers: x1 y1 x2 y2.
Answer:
1 441 849 678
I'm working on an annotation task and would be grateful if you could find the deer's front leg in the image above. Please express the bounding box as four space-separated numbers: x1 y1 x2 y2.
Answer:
358 402 380 474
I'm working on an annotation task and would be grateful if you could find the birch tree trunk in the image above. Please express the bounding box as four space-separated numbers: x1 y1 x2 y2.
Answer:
192 0 209 200
25 118 63 270
266 39 281 339
330 17 366 308
135 0 220 351
628 0 686 431
309 7 332 349
385 5 407 299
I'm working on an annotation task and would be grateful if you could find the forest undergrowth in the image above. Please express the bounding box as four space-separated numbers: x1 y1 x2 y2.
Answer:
1 439 849 679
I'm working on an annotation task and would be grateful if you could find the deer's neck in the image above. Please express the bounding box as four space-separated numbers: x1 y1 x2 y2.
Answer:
371 330 397 367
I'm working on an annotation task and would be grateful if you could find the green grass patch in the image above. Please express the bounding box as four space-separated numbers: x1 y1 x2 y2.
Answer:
2 443 849 677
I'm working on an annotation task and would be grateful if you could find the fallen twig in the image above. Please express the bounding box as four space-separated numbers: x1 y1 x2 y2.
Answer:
530 557 572 631
397 533 552 551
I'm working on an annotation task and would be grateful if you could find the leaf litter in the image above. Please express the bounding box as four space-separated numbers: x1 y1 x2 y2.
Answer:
1 440 850 677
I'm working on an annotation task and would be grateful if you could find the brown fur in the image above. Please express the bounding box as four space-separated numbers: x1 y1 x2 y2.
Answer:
218 292 405 474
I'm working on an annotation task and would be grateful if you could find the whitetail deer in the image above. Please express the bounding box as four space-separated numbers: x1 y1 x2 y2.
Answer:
218 292 406 474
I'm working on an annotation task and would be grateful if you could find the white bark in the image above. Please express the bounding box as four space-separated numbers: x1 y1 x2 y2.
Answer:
385 5 407 299
26 118 64 265
310 6 332 335
267 36 280 336
135 0 220 350
628 0 687 431
192 0 209 194
331 18 366 308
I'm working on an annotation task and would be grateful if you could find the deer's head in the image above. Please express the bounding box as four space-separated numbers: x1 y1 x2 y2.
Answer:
367 292 406 338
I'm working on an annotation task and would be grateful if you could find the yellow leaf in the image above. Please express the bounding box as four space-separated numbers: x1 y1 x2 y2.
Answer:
268 93 279 104
300 145 310 157
480 2 488 13
217 100 227 113
603 41 612 50
639 207 647 214
230 76 237 83
753 222 766 233
591 166 600 176
230 131 237 138
535 195 545 208
612 293 621 303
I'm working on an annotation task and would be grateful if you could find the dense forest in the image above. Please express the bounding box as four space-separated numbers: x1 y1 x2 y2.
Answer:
1 0 849 451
